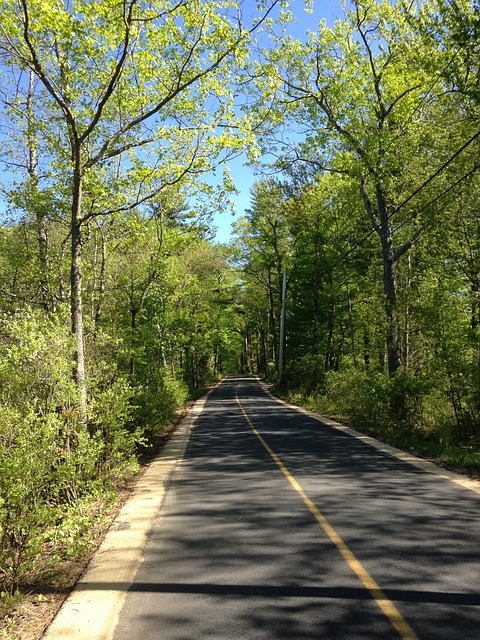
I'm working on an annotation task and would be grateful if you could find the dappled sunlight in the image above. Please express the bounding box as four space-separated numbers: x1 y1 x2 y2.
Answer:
112 375 480 640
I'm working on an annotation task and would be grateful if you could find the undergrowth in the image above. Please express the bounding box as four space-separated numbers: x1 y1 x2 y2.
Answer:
0 309 201 622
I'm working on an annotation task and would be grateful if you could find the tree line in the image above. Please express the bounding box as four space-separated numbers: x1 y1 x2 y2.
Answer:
0 0 479 601
0 0 277 598
233 0 480 448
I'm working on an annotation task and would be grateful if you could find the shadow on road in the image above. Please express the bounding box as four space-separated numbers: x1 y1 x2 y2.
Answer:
109 375 480 640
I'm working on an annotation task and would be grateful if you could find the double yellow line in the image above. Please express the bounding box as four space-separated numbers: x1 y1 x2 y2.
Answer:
236 391 419 640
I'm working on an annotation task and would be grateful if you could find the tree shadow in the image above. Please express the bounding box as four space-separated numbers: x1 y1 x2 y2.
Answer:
110 375 480 640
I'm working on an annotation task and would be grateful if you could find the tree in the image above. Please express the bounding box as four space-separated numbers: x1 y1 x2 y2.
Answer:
0 67 67 312
419 0 480 107
258 0 474 375
0 0 281 424
231 177 292 376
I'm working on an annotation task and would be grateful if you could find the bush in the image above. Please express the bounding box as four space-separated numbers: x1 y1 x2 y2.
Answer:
284 354 325 392
89 377 142 479
0 309 141 594
0 307 77 414
0 408 63 593
133 368 189 440
387 371 430 428
318 368 388 426
308 368 429 432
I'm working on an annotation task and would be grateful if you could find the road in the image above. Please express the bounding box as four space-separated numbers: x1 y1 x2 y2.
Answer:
112 375 480 640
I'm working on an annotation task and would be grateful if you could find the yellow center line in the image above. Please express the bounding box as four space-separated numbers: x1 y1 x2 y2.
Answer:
236 390 419 640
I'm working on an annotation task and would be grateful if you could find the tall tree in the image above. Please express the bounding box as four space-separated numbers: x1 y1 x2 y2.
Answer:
257 0 476 375
0 0 280 423
232 177 292 375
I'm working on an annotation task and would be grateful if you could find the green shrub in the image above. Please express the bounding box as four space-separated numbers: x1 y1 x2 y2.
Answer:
0 307 77 413
133 368 188 440
89 377 142 479
284 354 325 392
386 371 430 428
0 309 141 594
319 368 389 426
0 407 63 593
307 368 429 432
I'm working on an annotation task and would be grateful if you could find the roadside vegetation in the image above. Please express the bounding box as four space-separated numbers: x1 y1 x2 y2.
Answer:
0 0 479 636
0 0 253 622
230 1 480 473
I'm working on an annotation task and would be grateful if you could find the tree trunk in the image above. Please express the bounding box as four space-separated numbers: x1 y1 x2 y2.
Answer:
312 242 320 354
361 178 403 375
403 254 412 371
325 297 336 372
128 274 157 378
71 165 88 427
94 230 108 334
130 302 138 377
375 183 401 375
58 238 67 303
383 248 401 375
472 279 480 332
267 268 276 363
26 71 53 312
36 208 51 310
363 332 371 367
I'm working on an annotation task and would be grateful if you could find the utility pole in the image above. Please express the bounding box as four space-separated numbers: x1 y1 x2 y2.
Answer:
278 271 287 385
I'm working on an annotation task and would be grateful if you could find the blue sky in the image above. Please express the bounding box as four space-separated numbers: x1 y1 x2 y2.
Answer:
211 0 343 243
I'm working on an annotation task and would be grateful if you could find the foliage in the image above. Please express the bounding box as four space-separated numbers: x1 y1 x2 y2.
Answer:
232 0 480 453
0 309 140 595
132 370 189 441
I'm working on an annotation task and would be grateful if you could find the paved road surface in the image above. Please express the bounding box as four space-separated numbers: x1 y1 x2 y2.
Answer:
112 375 480 640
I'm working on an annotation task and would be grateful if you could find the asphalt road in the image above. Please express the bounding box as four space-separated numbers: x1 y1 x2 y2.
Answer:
112 375 480 640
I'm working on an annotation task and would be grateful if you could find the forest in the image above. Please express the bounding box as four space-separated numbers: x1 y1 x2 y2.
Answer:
0 0 479 611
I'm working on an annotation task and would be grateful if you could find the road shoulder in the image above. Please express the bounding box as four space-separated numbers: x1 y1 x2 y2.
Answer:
41 393 210 640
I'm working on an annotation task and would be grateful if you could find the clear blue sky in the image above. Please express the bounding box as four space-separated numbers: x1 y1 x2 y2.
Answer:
211 0 343 243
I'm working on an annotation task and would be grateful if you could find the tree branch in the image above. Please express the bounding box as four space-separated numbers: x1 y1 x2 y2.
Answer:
18 0 78 139
80 0 139 143
86 0 281 168
360 178 381 231
393 227 423 263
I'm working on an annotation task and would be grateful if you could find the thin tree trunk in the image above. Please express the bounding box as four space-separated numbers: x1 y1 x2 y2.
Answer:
26 71 52 312
312 242 320 353
267 268 276 363
383 249 400 375
156 324 168 368
71 165 88 427
94 229 108 334
341 261 357 368
58 238 67 303
472 279 480 332
129 272 157 377
325 298 336 372
376 185 401 375
130 303 137 377
363 331 371 367
403 254 412 371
